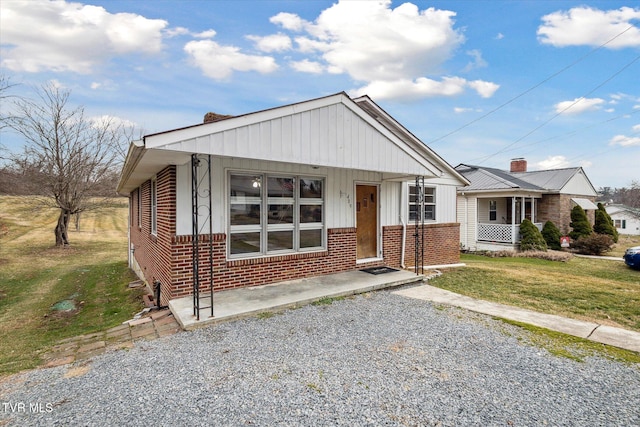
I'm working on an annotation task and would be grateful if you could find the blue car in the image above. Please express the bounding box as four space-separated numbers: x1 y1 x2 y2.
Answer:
623 246 640 270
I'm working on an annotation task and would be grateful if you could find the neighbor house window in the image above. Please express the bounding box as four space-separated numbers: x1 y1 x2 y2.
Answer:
489 200 497 221
229 173 324 257
614 219 626 229
150 179 157 235
409 185 436 221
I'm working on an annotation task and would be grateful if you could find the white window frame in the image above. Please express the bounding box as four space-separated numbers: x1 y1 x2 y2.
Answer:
150 178 157 235
489 200 497 222
409 185 436 222
228 172 325 259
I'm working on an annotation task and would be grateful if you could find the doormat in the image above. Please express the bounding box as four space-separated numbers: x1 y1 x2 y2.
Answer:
360 266 399 275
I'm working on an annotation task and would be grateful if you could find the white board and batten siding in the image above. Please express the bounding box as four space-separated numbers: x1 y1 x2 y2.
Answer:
147 99 442 180
561 171 597 196
175 158 458 236
457 194 478 250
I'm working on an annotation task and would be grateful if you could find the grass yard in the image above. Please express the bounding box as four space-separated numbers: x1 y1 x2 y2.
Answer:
609 234 640 258
0 196 144 375
430 254 640 332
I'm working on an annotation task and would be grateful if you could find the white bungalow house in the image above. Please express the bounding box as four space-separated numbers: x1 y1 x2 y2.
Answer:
116 92 469 305
605 204 640 236
456 159 598 251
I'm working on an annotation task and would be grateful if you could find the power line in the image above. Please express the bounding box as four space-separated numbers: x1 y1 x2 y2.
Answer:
475 53 640 165
426 24 637 146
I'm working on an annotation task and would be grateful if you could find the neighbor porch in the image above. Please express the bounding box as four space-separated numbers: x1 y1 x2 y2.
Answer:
476 195 542 248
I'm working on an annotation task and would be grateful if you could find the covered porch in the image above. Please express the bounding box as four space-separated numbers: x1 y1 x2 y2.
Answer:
476 195 542 246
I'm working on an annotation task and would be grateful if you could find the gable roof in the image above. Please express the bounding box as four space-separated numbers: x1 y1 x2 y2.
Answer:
455 163 596 196
455 164 544 192
117 92 468 195
606 204 640 219
511 168 583 192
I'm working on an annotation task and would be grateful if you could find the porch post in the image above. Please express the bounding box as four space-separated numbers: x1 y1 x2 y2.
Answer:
511 197 516 244
521 196 525 223
531 197 536 224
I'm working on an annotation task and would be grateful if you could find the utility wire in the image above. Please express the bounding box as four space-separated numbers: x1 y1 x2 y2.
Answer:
467 108 640 160
426 24 637 146
474 53 640 165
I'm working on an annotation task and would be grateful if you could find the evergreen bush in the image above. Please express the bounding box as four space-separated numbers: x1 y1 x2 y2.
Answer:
572 234 614 255
519 218 547 251
569 205 592 240
541 220 562 250
594 203 618 243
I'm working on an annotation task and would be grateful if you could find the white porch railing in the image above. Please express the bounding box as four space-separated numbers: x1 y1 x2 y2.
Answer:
477 223 543 244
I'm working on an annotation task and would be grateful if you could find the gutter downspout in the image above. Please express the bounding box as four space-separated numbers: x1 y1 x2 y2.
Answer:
400 182 407 269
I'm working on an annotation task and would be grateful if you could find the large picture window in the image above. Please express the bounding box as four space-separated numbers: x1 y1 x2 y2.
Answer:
409 185 436 222
229 173 324 257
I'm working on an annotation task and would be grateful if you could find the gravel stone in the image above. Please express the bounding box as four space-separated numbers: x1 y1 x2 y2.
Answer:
1 291 639 426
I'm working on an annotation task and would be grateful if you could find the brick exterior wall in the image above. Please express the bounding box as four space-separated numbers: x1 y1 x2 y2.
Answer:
130 169 461 302
537 194 596 235
130 166 176 304
385 223 461 268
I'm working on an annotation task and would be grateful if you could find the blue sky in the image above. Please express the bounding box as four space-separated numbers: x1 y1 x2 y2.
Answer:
1 0 638 188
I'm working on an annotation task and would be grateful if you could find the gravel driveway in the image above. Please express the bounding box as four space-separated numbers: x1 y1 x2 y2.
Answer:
1 290 639 426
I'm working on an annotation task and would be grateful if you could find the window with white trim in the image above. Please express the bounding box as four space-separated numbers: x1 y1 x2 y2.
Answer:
150 179 157 235
229 173 324 257
614 219 626 229
489 200 497 221
409 185 436 221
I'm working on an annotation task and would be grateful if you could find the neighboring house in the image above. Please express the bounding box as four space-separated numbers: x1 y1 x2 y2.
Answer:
117 92 469 305
456 159 598 251
605 204 640 235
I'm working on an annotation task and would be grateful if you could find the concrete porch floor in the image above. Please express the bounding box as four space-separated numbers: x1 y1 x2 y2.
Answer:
169 268 423 330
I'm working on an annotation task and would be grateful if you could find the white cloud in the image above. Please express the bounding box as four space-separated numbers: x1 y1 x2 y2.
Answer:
195 29 217 39
633 124 640 132
536 155 570 169
0 0 167 73
495 33 505 40
89 115 138 131
290 59 324 74
554 97 605 114
184 40 278 80
463 49 487 72
247 33 292 52
609 134 640 147
350 76 498 101
270 12 309 32
467 80 500 98
454 107 482 114
580 160 593 168
538 6 640 48
269 1 499 101
164 27 190 38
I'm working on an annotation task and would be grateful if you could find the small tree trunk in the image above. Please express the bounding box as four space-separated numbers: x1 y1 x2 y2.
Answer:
75 212 81 231
54 208 70 246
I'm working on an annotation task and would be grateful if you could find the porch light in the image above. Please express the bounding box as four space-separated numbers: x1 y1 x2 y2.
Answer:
252 177 261 188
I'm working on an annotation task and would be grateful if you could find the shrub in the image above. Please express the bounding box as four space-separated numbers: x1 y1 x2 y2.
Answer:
594 203 618 243
541 220 562 250
572 234 614 255
519 218 547 251
569 205 592 240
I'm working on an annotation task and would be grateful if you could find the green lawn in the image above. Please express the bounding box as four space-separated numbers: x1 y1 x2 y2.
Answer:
430 254 640 331
0 196 144 375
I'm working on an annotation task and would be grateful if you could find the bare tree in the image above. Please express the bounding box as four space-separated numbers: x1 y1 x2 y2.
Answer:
7 82 132 246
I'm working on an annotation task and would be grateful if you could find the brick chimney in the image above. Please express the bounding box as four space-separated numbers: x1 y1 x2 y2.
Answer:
510 158 527 173
203 112 233 123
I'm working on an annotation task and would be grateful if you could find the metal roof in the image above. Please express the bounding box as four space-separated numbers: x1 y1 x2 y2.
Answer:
511 168 579 191
455 164 544 191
